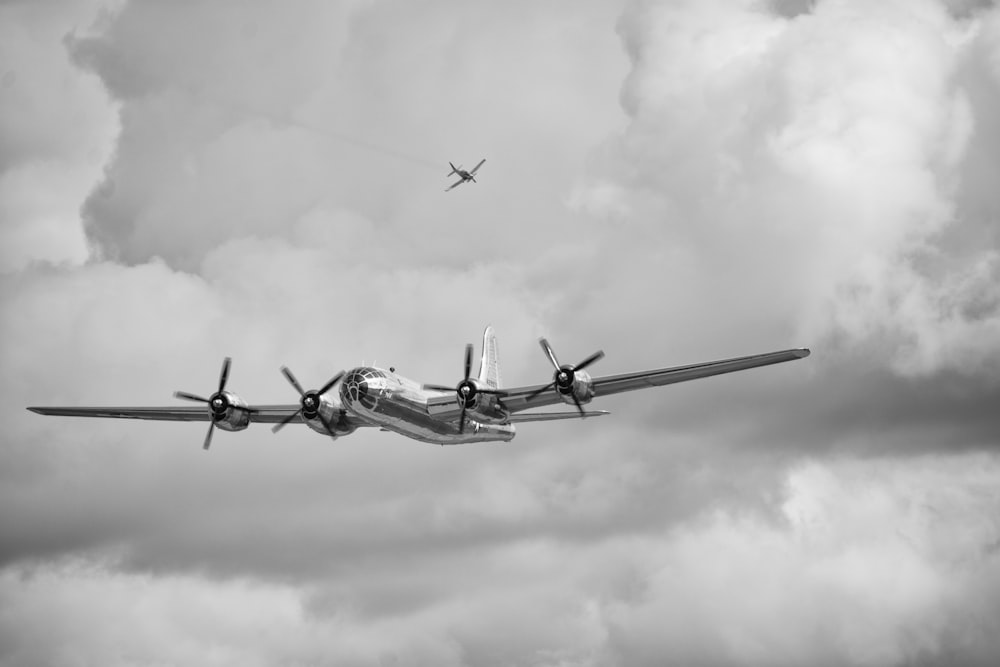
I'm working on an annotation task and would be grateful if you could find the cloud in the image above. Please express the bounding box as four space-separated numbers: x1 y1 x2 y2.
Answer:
0 0 118 272
601 454 1000 667
2 455 998 666
593 0 1000 379
64 0 628 271
4 0 1000 665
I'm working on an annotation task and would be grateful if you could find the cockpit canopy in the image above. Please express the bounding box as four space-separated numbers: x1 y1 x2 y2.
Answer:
341 367 387 403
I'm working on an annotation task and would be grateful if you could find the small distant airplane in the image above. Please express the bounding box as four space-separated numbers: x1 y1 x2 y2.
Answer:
445 158 485 191
27 327 810 449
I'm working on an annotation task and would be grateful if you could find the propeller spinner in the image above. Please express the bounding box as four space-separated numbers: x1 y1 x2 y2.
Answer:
525 338 604 416
173 356 241 450
272 367 345 438
423 343 505 434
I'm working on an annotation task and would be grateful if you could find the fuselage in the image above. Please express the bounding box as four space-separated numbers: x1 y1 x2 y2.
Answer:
449 166 473 180
338 367 514 445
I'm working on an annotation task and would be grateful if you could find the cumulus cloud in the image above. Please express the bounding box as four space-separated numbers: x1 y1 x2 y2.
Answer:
63 0 627 271
4 0 1000 665
0 0 118 272
2 456 998 666
602 455 1000 667
576 0 1000 380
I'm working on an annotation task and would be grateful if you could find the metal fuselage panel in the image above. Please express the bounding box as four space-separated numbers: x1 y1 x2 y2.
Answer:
339 367 515 445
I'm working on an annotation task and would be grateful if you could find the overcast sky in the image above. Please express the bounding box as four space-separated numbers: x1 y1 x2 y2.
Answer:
2 0 1000 665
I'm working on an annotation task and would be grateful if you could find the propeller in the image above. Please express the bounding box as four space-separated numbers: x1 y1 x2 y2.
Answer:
525 338 605 417
173 356 238 450
272 367 345 437
423 343 505 434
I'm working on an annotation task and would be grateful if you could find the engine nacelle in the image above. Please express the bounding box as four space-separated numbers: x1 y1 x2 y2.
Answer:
303 395 357 438
212 390 251 432
556 369 594 406
465 385 510 424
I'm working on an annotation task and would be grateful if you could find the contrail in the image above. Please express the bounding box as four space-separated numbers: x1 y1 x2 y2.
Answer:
182 84 442 171
252 109 442 171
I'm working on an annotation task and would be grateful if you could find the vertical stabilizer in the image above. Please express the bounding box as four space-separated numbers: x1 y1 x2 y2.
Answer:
478 326 502 390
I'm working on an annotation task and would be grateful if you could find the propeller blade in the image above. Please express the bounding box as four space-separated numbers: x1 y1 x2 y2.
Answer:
574 350 605 372
318 412 338 438
217 357 232 393
429 343 505 418
174 391 210 403
539 339 561 371
422 383 456 392
203 422 215 450
571 392 585 417
272 408 302 434
317 371 345 396
280 366 305 396
526 381 555 400
526 340 604 405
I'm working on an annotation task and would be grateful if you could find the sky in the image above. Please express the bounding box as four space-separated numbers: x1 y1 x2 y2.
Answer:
2 0 1000 665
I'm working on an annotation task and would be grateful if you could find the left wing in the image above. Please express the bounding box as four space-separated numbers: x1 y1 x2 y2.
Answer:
427 348 809 421
507 410 608 422
445 179 465 191
470 158 486 174
469 348 809 416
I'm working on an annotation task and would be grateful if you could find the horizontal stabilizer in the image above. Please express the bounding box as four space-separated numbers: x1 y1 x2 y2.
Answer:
507 410 609 423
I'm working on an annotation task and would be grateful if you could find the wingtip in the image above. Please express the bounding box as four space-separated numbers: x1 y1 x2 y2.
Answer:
794 348 811 358
26 406 43 414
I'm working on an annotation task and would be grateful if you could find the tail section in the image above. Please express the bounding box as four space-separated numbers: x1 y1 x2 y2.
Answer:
477 326 502 390
448 162 459 176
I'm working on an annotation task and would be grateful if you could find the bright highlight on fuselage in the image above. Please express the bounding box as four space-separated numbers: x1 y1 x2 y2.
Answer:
28 327 810 449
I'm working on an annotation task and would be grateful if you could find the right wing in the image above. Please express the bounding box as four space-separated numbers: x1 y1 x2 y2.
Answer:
445 179 465 191
28 405 217 421
470 158 486 174
26 404 372 429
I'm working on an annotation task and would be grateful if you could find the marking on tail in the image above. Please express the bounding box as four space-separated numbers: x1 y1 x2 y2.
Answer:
478 326 502 390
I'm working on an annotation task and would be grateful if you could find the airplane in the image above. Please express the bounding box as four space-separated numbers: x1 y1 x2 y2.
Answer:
27 327 810 449
445 158 485 191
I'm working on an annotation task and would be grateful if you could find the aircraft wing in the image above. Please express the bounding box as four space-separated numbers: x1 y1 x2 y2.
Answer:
26 404 372 428
28 405 218 421
506 410 608 423
445 179 465 191
470 158 486 174
498 348 811 414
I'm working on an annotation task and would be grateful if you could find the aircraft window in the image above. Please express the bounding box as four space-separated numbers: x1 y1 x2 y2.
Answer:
342 370 370 403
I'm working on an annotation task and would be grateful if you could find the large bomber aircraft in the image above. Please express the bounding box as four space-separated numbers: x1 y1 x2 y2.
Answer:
28 327 810 449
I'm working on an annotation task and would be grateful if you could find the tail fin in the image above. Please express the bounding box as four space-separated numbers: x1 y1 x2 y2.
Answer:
448 162 459 176
477 326 502 390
